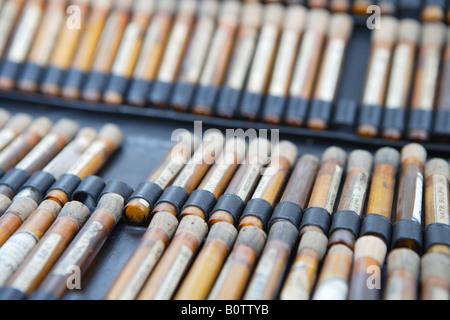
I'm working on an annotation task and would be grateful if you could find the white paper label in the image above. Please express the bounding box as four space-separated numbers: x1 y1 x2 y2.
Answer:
0 129 16 151
363 48 391 106
246 25 278 93
119 240 165 300
66 140 104 176
158 21 189 82
227 31 258 90
54 221 103 276
412 172 423 224
200 27 229 86
236 164 261 201
326 165 343 214
433 174 449 225
16 134 59 171
8 5 42 63
386 44 411 109
0 1 21 56
420 49 441 111
112 22 141 76
317 39 346 102
244 248 277 299
269 30 299 96
183 18 215 83
289 31 317 97
347 172 369 216
313 279 348 300
0 232 38 286
11 233 63 292
153 153 187 189
153 245 193 300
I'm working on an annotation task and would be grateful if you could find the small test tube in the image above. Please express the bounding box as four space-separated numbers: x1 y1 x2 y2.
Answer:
347 147 400 300
312 150 373 300
81 0 134 102
125 0 177 107
191 0 242 117
434 27 450 139
307 13 353 131
238 3 284 122
357 16 399 138
382 19 421 141
407 22 446 142
0 0 26 63
60 0 114 100
147 0 198 109
280 146 347 300
16 0 67 93
285 9 329 127
0 0 46 91
421 158 450 300
384 145 427 301
169 0 220 113
39 0 92 96
262 5 308 125
215 2 263 119
103 0 157 105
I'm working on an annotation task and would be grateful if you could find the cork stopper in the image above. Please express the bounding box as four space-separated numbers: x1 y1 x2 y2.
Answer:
240 2 263 28
115 0 134 11
177 0 197 17
28 117 53 139
218 0 241 26
74 127 98 145
425 158 450 180
216 137 247 165
322 146 347 167
51 119 79 143
374 147 401 168
372 15 399 44
98 123 124 149
133 0 156 15
347 149 374 173
263 3 285 26
283 5 307 31
421 22 446 46
328 13 354 39
5 113 32 133
401 143 427 165
271 141 298 167
247 137 271 166
93 0 114 10
198 0 219 19
306 9 330 34
387 248 420 275
398 19 421 44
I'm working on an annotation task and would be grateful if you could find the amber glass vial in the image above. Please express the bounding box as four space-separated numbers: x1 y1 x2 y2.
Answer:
81 0 134 102
16 0 67 93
